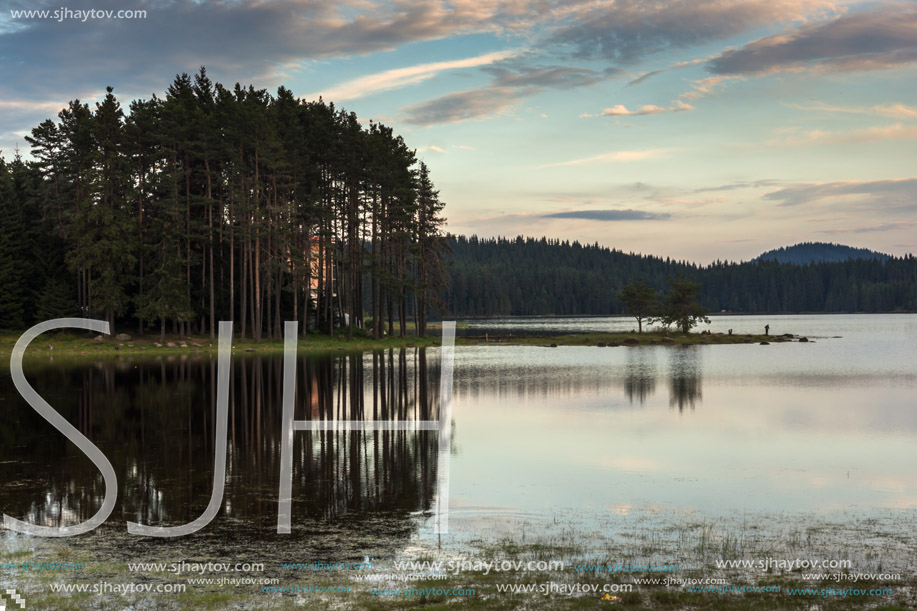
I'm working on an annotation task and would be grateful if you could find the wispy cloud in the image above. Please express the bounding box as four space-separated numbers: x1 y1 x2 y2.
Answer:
402 62 623 125
541 209 671 221
694 180 783 193
0 0 518 102
679 76 731 101
548 0 834 64
789 101 917 120
304 50 516 102
484 64 624 88
402 86 525 125
764 178 917 206
0 98 70 112
766 123 917 146
820 220 917 234
583 100 693 117
541 149 673 167
626 70 664 87
709 3 917 76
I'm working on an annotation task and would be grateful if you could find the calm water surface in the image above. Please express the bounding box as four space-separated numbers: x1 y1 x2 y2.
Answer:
1 314 915 569
450 314 916 515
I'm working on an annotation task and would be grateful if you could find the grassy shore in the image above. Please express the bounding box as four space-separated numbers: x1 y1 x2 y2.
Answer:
0 328 804 361
0 329 443 361
4 519 912 610
463 331 799 347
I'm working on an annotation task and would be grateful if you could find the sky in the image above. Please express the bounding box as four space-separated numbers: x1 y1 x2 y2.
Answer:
1 0 916 263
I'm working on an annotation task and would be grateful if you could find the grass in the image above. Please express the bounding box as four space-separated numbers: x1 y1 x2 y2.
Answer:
0 328 445 362
4 514 914 610
0 326 804 363
469 331 799 347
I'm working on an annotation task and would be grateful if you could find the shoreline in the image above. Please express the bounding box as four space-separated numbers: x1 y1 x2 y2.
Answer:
4 506 912 610
451 311 915 320
462 331 801 347
0 330 807 362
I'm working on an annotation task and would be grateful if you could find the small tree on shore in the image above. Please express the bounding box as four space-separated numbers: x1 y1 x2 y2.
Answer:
660 276 709 334
618 279 657 333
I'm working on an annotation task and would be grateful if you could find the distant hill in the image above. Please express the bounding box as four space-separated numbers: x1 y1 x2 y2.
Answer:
442 236 917 315
755 242 889 265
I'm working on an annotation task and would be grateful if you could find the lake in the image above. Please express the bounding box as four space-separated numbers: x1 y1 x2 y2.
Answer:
1 314 915 601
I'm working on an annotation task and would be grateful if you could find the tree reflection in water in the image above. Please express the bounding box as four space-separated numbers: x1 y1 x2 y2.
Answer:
624 349 657 405
0 349 441 538
668 346 703 412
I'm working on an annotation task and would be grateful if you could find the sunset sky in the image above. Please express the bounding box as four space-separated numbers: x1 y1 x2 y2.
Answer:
2 0 916 262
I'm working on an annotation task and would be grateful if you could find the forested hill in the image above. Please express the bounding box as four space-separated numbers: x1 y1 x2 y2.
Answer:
443 236 917 316
755 242 889 264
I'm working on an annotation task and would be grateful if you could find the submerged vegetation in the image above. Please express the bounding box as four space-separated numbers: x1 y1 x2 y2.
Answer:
4 509 913 610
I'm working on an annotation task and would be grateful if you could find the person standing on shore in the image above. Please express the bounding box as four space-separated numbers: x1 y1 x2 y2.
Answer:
765 324 770 336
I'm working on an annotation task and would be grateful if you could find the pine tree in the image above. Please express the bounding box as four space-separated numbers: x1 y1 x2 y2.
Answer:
413 162 447 336
0 158 24 328
9 69 459 335
87 87 136 332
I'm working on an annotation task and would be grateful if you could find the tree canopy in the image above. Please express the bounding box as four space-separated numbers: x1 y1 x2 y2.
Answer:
0 68 448 339
618 279 657 333
659 277 710 334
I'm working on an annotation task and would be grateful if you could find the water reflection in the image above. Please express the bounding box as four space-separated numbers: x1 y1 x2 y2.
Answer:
622 348 703 410
0 349 441 537
450 346 707 413
624 350 656 405
668 346 702 412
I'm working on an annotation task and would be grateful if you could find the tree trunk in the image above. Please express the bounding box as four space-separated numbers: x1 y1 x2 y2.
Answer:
206 158 215 343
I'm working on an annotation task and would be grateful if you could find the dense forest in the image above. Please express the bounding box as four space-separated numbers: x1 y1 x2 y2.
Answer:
443 236 917 316
755 242 889 264
0 68 447 340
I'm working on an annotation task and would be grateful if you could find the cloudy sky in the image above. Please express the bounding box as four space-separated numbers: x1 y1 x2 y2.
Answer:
1 0 916 262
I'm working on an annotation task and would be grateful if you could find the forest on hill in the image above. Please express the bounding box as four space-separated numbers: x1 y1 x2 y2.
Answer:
755 242 889 264
442 236 917 316
0 68 447 340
